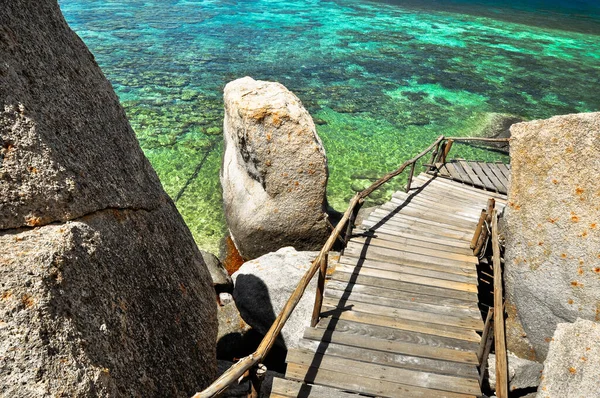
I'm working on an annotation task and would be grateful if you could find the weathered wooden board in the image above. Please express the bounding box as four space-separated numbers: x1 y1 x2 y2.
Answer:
333 264 478 293
312 318 480 353
351 228 473 250
371 205 477 231
323 285 481 319
338 256 478 283
321 297 483 330
296 338 480 379
344 242 478 270
360 219 474 242
324 279 480 312
271 378 359 398
316 307 480 342
287 349 481 395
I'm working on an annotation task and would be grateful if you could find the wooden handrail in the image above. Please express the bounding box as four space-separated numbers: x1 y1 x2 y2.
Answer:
492 209 508 397
193 134 509 397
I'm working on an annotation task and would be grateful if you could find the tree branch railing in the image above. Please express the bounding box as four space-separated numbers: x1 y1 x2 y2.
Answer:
193 134 510 398
473 202 509 397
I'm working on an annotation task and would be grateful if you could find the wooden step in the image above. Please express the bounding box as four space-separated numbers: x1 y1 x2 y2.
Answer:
325 279 480 312
312 318 480 354
271 378 359 398
286 350 481 397
296 338 480 379
338 256 478 283
321 297 483 331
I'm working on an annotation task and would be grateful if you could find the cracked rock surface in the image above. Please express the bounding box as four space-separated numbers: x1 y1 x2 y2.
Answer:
0 0 217 396
221 77 330 259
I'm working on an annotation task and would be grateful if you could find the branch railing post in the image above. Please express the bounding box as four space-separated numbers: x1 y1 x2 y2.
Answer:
192 134 512 398
492 208 508 397
405 162 416 193
441 138 454 163
310 252 328 327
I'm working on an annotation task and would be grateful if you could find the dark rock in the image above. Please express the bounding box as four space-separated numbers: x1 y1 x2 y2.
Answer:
0 1 217 395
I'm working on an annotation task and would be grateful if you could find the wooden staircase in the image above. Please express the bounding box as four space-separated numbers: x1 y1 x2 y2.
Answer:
271 172 508 398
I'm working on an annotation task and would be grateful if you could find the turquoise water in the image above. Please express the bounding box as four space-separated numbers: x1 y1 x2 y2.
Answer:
58 0 600 253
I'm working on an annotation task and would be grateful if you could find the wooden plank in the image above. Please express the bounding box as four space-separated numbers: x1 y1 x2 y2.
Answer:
458 160 485 188
413 174 508 201
492 211 508 397
488 163 509 193
312 318 480 354
349 236 478 263
496 163 511 181
383 199 481 222
287 349 481 395
476 162 504 193
392 190 486 213
296 338 480 380
467 161 497 192
412 176 506 202
324 285 481 320
341 246 478 277
435 163 453 179
324 279 480 312
338 256 478 283
403 184 505 210
322 297 483 330
441 161 468 183
331 269 478 303
352 227 472 250
369 206 478 230
318 308 480 342
286 363 478 398
383 198 482 223
485 163 508 193
360 219 474 242
451 161 477 187
271 378 358 398
333 264 478 293
344 241 478 270
368 210 476 233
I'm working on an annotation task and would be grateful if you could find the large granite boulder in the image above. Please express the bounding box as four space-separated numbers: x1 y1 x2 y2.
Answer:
0 1 217 396
536 319 600 398
504 112 600 360
221 77 329 259
232 247 319 349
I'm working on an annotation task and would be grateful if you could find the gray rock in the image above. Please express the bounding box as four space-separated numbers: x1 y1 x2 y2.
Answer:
221 77 330 259
504 112 600 360
217 295 250 342
0 206 217 397
232 247 319 349
536 319 600 398
0 1 217 395
488 352 543 391
0 1 164 230
202 250 233 291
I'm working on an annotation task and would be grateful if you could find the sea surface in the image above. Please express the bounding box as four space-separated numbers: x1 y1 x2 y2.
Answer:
58 0 600 254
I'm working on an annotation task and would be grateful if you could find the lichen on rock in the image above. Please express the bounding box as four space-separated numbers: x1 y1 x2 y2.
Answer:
221 77 330 260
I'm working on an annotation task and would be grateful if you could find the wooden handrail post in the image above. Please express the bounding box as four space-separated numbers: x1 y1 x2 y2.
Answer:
311 252 328 327
470 209 487 250
441 138 454 163
474 198 496 256
248 363 266 398
428 140 442 169
492 209 508 398
405 162 416 193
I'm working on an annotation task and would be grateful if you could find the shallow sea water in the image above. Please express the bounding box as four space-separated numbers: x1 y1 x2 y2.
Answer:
58 0 600 253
